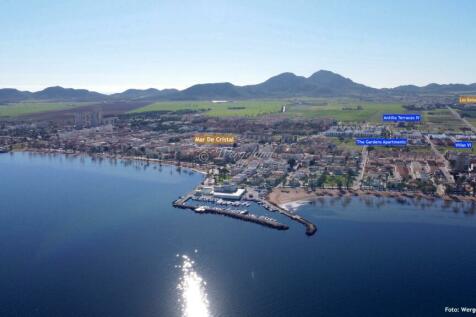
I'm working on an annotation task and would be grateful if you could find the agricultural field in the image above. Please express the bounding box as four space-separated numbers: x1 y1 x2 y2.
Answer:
130 100 286 117
285 100 406 122
132 98 411 121
0 102 88 118
452 106 476 128
421 108 466 132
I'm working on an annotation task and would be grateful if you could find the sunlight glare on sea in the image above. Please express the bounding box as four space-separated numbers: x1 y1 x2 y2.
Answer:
176 254 211 317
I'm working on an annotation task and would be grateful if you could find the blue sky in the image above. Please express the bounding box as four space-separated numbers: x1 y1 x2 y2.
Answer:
1 0 475 93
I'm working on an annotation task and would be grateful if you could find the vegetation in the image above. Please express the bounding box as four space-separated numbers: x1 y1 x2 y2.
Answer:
334 137 362 151
215 167 231 183
422 108 465 131
451 106 476 128
130 100 286 117
308 170 355 189
0 102 87 117
437 146 475 154
130 98 413 122
285 100 406 122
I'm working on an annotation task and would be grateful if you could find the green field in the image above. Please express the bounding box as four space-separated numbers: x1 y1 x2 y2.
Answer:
131 99 410 121
422 109 466 132
285 100 406 122
0 102 87 117
466 118 476 127
453 108 476 128
131 100 286 117
333 138 362 151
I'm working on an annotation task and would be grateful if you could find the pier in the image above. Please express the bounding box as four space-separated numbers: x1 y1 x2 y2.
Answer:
174 192 194 206
260 200 317 236
172 189 317 235
173 195 289 231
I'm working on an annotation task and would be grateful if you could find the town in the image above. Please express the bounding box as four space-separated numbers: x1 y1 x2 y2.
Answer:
2 98 476 208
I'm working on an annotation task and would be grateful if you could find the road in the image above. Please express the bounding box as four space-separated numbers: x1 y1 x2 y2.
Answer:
424 135 455 184
352 147 368 190
447 106 476 133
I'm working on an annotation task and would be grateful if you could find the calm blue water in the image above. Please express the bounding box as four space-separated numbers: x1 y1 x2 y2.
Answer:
1 152 475 317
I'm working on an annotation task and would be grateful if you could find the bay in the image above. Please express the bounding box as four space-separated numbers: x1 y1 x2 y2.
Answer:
1 152 475 317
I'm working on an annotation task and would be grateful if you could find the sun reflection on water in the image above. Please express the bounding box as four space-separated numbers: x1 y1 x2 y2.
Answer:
176 253 211 317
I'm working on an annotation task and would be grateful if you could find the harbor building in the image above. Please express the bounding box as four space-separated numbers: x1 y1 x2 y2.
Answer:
213 188 246 200
213 182 245 200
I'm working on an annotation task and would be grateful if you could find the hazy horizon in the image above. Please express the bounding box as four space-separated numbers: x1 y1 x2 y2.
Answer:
2 0 475 93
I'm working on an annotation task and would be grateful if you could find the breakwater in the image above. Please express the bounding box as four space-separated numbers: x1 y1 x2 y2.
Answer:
173 197 289 231
260 200 317 236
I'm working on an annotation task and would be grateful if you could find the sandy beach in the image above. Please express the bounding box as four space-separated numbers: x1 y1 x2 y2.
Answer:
267 188 317 210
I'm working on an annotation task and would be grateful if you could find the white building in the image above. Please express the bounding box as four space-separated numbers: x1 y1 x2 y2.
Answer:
213 188 246 200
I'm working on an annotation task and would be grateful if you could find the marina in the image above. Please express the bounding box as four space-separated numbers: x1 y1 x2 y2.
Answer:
190 196 251 207
173 197 289 231
173 188 316 235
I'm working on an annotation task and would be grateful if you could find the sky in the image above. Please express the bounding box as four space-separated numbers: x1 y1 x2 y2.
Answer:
1 0 475 93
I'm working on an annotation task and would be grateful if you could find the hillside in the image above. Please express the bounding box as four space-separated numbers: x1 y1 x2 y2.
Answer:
1 70 475 103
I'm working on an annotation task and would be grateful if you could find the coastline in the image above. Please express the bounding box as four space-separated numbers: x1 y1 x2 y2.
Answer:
267 187 476 211
11 148 476 208
13 148 209 176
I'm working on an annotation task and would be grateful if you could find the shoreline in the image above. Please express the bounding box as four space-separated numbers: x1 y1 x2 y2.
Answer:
280 200 312 211
267 188 476 211
12 148 209 176
11 148 476 208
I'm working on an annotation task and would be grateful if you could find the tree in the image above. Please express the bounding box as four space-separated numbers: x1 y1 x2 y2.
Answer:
336 178 343 190
316 172 327 188
345 170 354 188
287 158 297 170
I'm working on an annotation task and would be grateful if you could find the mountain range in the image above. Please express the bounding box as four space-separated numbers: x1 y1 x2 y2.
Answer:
1 70 475 103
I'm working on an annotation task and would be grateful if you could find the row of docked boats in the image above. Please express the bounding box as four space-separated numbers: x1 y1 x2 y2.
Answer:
194 205 249 215
256 200 280 212
191 196 251 207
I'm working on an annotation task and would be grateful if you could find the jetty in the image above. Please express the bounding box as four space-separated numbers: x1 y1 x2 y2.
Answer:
172 186 316 236
260 199 317 236
173 194 289 231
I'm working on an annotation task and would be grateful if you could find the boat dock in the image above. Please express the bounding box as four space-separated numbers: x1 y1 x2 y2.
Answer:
173 195 289 231
172 188 316 236
191 196 251 207
174 192 195 206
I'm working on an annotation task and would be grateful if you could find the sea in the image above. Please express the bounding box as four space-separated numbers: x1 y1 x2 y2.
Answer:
1 152 475 317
